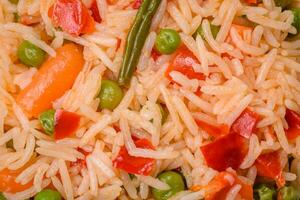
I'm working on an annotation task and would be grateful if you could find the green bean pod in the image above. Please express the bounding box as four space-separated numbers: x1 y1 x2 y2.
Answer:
118 0 162 85
120 0 151 74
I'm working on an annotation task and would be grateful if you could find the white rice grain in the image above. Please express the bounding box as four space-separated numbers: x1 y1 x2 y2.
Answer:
137 175 170 190
58 159 74 200
240 134 261 169
224 94 253 125
225 184 241 200
274 119 292 154
120 171 138 199
172 96 199 137
80 115 112 145
230 26 267 56
216 0 239 42
167 2 191 34
255 48 277 86
51 176 67 200
9 134 35 170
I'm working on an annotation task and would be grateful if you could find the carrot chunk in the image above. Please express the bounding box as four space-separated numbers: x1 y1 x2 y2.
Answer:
17 43 84 118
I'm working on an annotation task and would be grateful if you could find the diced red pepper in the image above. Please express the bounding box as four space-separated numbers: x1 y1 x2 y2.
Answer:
20 15 41 25
90 0 102 23
70 148 90 168
245 0 257 4
132 0 142 9
194 88 202 96
204 171 253 200
165 46 205 83
116 38 121 51
230 108 260 139
49 0 95 36
81 13 96 33
113 125 121 132
255 151 285 188
285 109 300 140
195 119 229 138
200 133 248 171
113 138 155 175
151 48 161 61
54 110 81 140
106 0 116 4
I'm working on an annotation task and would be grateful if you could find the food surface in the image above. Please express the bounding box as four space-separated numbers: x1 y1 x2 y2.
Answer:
0 0 300 199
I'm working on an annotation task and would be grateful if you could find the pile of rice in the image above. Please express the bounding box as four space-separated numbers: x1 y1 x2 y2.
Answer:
0 0 300 199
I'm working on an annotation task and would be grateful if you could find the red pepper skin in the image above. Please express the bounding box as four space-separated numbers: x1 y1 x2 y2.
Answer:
204 171 253 200
90 0 102 23
116 38 121 51
54 110 81 140
113 138 155 175
70 148 89 168
285 109 300 140
165 46 205 82
195 119 229 138
255 151 285 188
49 0 95 36
132 0 142 9
231 108 260 139
200 133 248 171
245 0 257 4
151 48 161 61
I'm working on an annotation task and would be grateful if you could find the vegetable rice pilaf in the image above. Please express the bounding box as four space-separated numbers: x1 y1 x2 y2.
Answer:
0 0 300 199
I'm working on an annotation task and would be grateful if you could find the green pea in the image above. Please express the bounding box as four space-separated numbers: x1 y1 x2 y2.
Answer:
193 23 220 40
0 193 7 200
17 40 46 68
152 171 185 200
98 80 124 110
157 103 168 124
254 184 276 200
292 8 300 34
34 189 61 200
39 109 55 135
279 186 300 200
274 0 292 8
9 0 19 4
155 29 181 54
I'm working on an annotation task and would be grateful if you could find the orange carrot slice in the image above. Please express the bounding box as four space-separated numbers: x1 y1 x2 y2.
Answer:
0 159 36 193
17 43 84 118
0 168 33 193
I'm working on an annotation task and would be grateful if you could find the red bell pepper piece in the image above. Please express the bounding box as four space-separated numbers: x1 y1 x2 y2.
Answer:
230 108 260 139
204 171 253 200
49 0 95 36
165 46 205 83
195 119 229 138
90 0 102 23
255 151 285 188
285 109 300 140
151 48 161 61
54 110 81 140
113 138 155 175
116 38 121 50
70 148 90 168
132 0 142 9
20 15 41 25
200 133 248 171
245 0 257 4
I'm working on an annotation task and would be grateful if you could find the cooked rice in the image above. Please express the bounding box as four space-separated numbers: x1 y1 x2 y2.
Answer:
0 0 300 198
